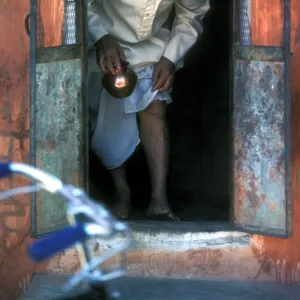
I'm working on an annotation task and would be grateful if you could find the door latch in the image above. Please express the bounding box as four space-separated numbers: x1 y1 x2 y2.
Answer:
24 13 30 36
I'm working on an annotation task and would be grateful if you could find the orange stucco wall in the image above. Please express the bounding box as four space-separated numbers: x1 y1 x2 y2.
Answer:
0 1 300 299
251 0 300 282
0 1 63 299
0 1 33 298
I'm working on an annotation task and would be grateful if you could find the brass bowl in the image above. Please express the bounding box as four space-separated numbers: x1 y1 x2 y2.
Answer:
102 61 138 99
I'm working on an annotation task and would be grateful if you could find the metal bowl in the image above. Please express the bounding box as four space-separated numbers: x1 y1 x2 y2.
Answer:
102 61 138 99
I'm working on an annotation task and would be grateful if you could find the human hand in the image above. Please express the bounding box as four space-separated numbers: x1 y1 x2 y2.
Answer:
152 56 176 92
95 34 126 74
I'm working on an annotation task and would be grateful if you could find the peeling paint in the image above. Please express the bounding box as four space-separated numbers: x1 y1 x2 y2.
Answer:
233 60 287 234
35 59 82 236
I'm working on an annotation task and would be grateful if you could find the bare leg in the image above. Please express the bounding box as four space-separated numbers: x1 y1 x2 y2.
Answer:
138 100 178 220
109 166 131 219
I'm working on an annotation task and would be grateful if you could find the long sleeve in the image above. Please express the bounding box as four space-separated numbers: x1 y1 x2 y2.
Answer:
163 0 210 65
87 0 108 43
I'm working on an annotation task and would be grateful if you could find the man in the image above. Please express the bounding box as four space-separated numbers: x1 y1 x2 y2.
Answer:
87 0 210 220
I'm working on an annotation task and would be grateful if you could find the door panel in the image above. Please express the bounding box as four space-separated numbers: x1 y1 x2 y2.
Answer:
30 0 88 237
35 59 82 235
232 0 291 236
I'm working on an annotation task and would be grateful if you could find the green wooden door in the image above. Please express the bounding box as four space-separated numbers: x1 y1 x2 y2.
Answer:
232 0 291 237
29 0 88 237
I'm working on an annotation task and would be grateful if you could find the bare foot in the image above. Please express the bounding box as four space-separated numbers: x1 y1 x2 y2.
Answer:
146 201 179 221
111 190 131 220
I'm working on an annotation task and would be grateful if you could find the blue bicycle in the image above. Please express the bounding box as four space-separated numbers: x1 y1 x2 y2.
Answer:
0 162 132 300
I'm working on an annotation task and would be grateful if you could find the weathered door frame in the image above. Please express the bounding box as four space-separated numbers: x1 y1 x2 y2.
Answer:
29 0 292 239
29 0 88 238
230 0 291 237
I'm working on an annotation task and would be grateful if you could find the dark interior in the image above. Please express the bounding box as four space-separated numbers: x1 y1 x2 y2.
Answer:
89 0 231 221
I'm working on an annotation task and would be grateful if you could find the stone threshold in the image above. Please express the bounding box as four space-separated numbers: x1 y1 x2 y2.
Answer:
41 221 254 282
86 221 250 252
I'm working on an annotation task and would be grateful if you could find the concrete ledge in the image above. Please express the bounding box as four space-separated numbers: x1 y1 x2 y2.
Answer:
42 222 262 281
87 221 251 252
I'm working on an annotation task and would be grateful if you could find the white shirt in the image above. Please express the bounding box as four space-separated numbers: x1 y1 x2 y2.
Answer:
87 0 210 68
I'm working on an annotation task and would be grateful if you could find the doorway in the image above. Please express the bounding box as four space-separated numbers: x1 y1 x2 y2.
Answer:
29 0 291 238
88 0 231 222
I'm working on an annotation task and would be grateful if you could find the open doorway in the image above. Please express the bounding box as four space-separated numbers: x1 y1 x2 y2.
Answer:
29 0 291 237
88 0 231 222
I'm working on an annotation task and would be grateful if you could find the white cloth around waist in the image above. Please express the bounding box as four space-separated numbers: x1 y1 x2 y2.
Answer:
88 49 172 169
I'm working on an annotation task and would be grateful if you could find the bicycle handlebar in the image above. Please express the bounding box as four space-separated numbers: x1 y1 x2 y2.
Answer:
28 222 88 262
28 221 117 263
0 162 12 178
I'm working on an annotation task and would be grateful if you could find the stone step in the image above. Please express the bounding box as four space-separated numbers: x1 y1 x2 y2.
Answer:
39 223 262 281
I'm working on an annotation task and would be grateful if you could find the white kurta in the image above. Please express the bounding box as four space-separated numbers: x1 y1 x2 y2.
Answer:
88 0 210 67
87 0 210 169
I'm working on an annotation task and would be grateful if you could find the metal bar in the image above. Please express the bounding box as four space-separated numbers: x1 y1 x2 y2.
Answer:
78 0 89 192
238 0 252 46
30 0 37 238
234 223 288 238
76 0 82 45
24 13 31 36
283 0 292 237
229 0 235 227
235 46 284 61
234 0 240 44
36 45 80 63
63 0 77 45
234 0 252 46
